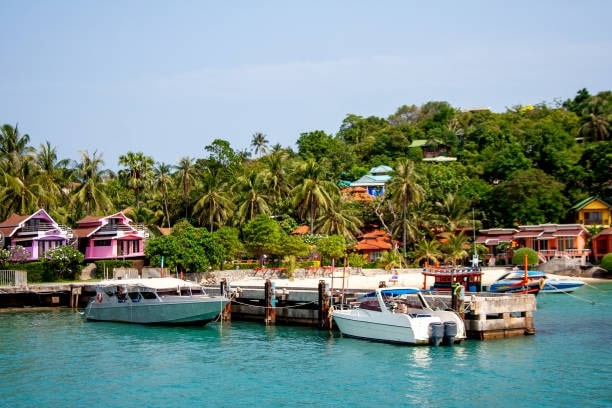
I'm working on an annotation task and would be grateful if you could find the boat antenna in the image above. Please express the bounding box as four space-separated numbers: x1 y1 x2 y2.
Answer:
472 208 479 268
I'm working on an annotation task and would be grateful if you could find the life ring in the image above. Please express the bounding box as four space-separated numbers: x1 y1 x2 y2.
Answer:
96 293 103 303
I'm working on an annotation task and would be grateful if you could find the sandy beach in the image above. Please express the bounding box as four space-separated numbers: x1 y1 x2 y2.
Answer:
224 267 511 290
221 266 607 291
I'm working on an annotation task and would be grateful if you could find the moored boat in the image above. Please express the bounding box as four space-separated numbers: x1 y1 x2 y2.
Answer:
492 270 585 293
331 287 466 346
84 277 229 325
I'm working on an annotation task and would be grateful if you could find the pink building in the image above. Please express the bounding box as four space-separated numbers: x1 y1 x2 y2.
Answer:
73 212 147 261
0 209 73 261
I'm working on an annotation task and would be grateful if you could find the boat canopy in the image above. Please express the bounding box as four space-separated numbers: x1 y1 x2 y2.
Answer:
359 287 421 299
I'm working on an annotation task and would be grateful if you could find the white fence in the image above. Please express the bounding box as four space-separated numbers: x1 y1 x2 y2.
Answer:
0 270 27 286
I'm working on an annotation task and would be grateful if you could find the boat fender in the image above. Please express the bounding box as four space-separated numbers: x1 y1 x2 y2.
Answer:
96 293 103 303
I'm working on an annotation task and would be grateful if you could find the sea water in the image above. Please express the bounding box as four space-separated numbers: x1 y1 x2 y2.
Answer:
0 283 610 408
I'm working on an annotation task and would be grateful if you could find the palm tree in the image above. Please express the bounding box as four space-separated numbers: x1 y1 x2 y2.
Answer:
314 197 363 241
579 113 610 142
153 162 174 228
435 193 474 232
33 141 71 215
0 123 33 158
384 159 425 255
440 231 470 266
233 171 270 224
193 167 235 232
118 151 155 209
70 150 114 217
261 149 292 202
250 132 269 158
175 157 196 219
0 124 40 218
290 158 338 232
413 239 443 266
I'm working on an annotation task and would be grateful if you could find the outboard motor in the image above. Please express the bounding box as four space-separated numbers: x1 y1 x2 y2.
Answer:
429 321 444 346
443 321 458 346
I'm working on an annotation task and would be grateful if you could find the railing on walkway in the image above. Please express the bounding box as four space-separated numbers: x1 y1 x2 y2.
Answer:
0 270 27 286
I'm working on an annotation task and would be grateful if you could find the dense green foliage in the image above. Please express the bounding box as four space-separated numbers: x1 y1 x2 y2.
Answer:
2 89 612 268
601 253 612 272
511 248 540 266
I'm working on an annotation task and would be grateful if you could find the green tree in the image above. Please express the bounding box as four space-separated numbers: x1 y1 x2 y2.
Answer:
118 151 155 209
194 167 234 232
242 214 283 267
250 132 269 158
486 168 568 226
70 150 114 217
512 247 539 266
384 158 425 255
291 158 338 232
316 234 347 269
175 156 196 220
413 239 443 266
440 231 470 266
42 245 84 281
153 162 174 228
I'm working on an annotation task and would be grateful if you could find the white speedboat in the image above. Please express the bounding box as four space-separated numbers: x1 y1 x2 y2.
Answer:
84 277 229 325
332 287 466 346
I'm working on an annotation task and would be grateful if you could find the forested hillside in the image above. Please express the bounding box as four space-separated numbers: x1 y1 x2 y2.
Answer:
1 88 611 262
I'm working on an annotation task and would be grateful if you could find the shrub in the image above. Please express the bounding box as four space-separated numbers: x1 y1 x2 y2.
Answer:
511 248 539 266
601 253 612 272
42 246 84 281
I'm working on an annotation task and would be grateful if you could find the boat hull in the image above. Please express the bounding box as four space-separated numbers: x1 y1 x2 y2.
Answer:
84 296 228 325
542 280 585 293
332 309 436 344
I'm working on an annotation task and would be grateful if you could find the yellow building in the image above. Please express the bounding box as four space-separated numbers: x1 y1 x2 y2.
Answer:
571 197 612 227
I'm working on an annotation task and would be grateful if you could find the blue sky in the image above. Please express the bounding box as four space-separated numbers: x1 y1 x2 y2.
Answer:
1 1 610 170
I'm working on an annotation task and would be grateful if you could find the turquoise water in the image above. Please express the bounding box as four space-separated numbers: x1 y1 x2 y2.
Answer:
1 283 610 408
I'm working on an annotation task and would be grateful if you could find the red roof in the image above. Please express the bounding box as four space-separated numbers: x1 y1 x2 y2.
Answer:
552 229 585 237
291 225 310 235
0 213 28 237
514 231 543 238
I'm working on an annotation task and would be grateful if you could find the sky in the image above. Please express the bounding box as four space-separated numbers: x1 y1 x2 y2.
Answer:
1 1 611 170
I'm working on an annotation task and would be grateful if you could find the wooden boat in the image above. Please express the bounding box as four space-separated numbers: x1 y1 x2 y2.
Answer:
84 277 229 325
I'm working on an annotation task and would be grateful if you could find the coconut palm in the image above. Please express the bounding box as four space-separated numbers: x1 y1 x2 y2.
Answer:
384 159 425 255
440 231 470 266
250 132 269 158
118 151 155 210
290 158 338 232
194 167 235 232
233 171 270 224
413 239 443 266
70 150 114 217
33 141 71 216
315 197 363 241
261 149 292 202
175 156 196 219
435 193 474 232
153 162 174 228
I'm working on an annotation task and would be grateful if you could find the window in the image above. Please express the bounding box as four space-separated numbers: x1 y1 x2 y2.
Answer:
370 251 382 261
584 211 602 224
94 240 111 247
38 240 62 256
118 240 140 255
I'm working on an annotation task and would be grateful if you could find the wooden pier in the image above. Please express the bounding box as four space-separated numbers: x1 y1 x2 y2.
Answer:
210 279 537 339
0 279 537 339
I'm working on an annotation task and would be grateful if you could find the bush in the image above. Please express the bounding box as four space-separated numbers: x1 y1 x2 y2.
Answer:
511 248 539 266
601 253 612 272
42 246 84 281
